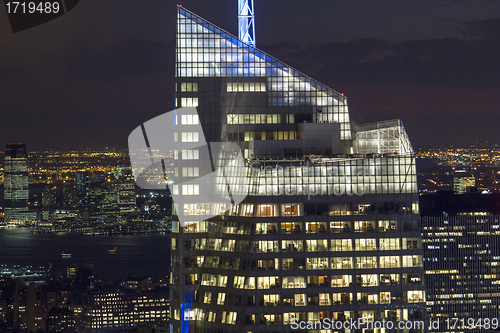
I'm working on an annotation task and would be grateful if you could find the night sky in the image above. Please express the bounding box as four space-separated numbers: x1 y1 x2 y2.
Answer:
1 0 500 150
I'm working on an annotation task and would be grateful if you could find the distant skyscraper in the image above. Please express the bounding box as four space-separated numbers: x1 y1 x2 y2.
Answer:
4 143 32 223
87 171 118 222
420 194 500 332
114 167 137 216
170 6 426 332
422 215 500 332
452 170 475 194
76 172 90 208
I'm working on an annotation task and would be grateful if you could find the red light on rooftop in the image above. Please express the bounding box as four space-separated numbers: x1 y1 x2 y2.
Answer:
341 92 344 96
179 4 183 7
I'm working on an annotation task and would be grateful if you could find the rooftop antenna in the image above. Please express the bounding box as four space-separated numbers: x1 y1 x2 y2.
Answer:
238 0 255 46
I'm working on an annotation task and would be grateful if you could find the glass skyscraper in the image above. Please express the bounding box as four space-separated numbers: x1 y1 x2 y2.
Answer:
4 143 32 224
423 215 500 332
170 6 426 332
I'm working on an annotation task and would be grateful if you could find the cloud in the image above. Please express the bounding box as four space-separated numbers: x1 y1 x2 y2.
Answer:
259 33 500 88
463 18 500 41
61 39 175 83
262 17 500 89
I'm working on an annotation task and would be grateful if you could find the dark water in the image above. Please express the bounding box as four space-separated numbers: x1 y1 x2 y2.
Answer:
0 228 171 281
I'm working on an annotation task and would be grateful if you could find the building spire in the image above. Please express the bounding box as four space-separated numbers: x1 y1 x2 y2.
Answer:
238 0 255 45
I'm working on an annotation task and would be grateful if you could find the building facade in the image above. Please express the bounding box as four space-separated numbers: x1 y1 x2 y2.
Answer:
170 6 426 333
422 215 500 332
420 193 500 333
82 289 169 332
452 170 475 194
4 143 34 224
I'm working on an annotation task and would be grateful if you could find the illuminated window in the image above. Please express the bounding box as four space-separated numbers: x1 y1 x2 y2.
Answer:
203 292 212 304
403 273 422 285
183 203 220 216
331 275 352 287
233 276 245 289
226 82 266 92
257 276 279 289
330 239 352 251
379 256 399 268
403 255 422 267
217 293 225 305
318 293 331 305
281 222 301 234
380 274 399 285
379 238 400 250
403 238 421 249
357 274 378 286
226 114 295 124
305 222 327 233
184 221 208 233
355 256 377 269
379 220 397 231
239 204 254 217
256 204 278 217
354 221 376 232
262 294 280 306
282 276 306 289
180 97 198 107
357 293 378 305
181 114 199 125
281 203 302 216
306 239 328 252
332 292 352 305
258 259 278 270
254 240 279 253
256 222 278 234
407 290 425 303
181 132 199 142
282 258 294 270
237 131 297 141
224 312 237 325
245 277 256 289
355 238 377 251
180 82 198 92
330 221 350 233
227 114 238 124
182 167 199 177
181 149 199 160
181 184 199 195
330 257 353 269
306 257 329 270
244 132 254 141
282 240 303 252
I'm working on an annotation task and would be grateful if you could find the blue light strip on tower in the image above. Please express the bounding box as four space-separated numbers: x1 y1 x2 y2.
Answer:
238 0 255 46
180 291 193 333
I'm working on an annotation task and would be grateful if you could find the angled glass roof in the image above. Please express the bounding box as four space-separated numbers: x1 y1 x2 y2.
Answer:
177 6 347 103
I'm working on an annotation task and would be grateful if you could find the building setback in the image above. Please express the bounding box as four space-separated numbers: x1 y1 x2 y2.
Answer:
170 6 426 333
